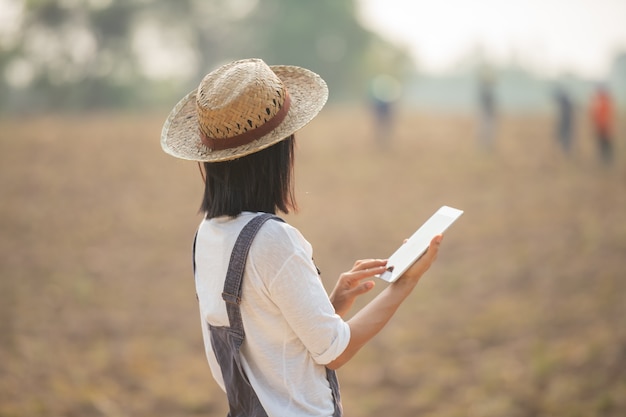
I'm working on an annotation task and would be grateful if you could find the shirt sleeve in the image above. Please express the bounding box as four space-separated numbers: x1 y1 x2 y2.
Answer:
253 224 350 365
273 253 350 365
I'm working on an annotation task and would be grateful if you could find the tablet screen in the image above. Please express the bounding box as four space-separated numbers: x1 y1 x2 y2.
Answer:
379 206 463 282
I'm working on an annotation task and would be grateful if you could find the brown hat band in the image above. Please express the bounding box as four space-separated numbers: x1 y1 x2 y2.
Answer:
199 91 292 152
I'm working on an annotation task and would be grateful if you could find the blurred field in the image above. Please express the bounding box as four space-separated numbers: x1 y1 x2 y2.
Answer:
1 107 625 417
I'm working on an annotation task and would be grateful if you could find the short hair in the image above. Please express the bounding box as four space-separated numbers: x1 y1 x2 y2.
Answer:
200 135 297 218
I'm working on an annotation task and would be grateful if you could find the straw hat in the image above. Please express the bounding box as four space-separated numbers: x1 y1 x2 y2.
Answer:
161 58 328 162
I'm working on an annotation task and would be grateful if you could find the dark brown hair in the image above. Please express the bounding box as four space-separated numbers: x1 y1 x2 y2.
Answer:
200 135 297 218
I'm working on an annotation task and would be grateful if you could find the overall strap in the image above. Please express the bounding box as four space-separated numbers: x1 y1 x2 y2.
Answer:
192 230 198 276
223 213 284 334
192 230 199 301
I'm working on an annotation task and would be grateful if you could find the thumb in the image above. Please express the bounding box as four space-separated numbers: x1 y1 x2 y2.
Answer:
352 280 375 295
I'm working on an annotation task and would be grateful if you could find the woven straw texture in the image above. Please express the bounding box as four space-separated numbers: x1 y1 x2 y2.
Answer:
196 60 286 141
161 60 328 162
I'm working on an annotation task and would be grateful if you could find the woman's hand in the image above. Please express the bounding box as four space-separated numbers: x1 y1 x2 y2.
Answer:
327 235 445 369
330 259 386 317
394 234 443 286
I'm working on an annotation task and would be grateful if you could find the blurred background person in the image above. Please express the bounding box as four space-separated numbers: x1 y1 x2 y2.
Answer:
369 74 401 149
476 69 498 151
589 85 615 165
553 86 576 155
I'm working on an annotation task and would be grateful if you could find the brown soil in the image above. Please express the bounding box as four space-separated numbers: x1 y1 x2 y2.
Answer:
1 108 625 416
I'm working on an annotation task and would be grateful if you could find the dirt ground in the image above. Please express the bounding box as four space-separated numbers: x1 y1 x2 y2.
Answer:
0 107 625 416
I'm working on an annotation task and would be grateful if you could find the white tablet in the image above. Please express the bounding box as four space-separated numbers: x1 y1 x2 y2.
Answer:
378 205 463 282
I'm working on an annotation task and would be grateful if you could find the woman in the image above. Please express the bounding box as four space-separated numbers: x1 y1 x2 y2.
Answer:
161 58 443 417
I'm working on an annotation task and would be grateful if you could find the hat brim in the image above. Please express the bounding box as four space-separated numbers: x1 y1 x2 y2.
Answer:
160 65 329 162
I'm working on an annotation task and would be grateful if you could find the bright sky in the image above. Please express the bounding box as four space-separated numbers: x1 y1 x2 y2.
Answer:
357 0 626 78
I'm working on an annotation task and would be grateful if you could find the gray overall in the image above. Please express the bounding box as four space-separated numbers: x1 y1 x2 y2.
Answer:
193 213 343 417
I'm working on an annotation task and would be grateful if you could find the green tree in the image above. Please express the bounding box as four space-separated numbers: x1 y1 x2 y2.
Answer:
0 0 414 112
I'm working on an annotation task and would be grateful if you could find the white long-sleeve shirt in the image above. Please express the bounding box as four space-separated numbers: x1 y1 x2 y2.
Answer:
194 212 350 417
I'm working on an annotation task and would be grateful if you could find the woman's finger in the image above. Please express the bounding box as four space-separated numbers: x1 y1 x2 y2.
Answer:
342 265 387 284
350 259 387 272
